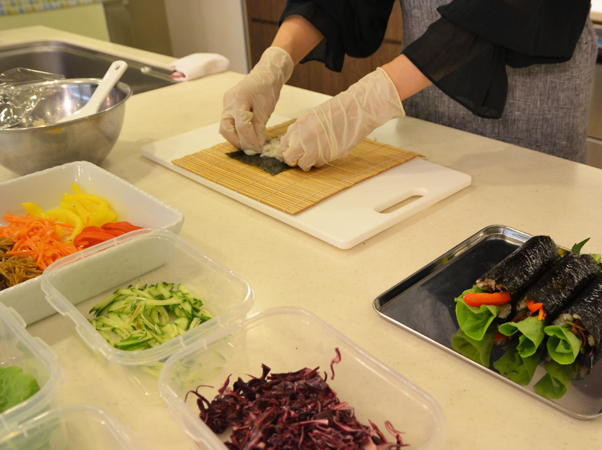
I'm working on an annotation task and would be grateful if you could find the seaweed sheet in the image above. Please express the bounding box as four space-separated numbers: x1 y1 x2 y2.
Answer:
561 274 602 373
525 253 599 320
226 151 291 176
476 235 559 300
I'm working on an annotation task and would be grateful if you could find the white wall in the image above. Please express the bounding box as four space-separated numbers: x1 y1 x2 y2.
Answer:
164 0 249 74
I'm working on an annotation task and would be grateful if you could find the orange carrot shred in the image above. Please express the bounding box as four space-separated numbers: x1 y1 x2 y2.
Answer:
0 213 78 271
538 307 546 321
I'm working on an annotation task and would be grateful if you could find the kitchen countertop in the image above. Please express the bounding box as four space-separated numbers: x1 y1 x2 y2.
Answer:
1 26 602 450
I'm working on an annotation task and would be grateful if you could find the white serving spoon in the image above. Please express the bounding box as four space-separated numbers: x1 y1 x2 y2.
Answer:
57 60 128 124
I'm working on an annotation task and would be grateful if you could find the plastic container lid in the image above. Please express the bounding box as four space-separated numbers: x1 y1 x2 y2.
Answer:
0 403 148 450
159 307 447 450
0 303 64 435
41 228 254 401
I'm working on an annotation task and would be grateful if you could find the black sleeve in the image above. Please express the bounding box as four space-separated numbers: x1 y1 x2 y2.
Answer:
280 0 397 72
402 0 591 118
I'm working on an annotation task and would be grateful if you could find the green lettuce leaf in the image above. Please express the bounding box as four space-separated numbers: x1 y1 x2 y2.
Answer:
533 360 576 400
570 238 590 254
544 324 582 365
493 340 543 385
0 365 40 413
570 238 601 263
451 325 496 367
498 316 546 358
455 287 501 341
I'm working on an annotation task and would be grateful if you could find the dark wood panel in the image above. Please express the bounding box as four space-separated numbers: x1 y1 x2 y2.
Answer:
373 40 403 67
385 1 402 42
245 0 285 22
246 19 310 88
244 0 402 96
247 18 277 66
307 56 373 96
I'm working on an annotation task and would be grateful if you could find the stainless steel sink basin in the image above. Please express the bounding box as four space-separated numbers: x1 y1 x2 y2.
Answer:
0 41 175 94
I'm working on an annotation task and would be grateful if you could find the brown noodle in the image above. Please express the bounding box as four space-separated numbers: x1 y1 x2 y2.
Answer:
0 237 42 291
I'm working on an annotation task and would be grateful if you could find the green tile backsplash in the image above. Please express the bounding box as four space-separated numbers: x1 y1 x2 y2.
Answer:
0 0 101 15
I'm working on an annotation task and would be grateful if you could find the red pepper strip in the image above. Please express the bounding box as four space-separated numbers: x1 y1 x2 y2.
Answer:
101 221 143 233
526 299 543 313
526 298 547 320
494 331 506 342
73 227 123 249
73 222 143 250
463 291 512 307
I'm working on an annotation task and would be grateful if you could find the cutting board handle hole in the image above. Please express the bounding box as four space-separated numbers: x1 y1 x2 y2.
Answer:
376 192 425 214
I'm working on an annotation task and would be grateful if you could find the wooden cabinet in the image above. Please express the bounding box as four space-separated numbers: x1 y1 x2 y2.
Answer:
244 0 402 96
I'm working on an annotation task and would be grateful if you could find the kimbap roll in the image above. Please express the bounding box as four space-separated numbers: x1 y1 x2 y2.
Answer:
545 274 602 372
455 235 560 340
498 252 600 358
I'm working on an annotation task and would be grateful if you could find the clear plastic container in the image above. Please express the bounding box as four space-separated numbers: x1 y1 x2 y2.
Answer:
159 307 447 450
0 303 64 434
41 228 254 403
0 403 148 450
0 160 184 325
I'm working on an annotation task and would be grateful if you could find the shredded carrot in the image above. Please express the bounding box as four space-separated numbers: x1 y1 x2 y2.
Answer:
0 213 78 271
538 307 546 321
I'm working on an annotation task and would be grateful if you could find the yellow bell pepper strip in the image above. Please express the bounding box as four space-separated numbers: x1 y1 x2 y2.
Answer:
21 202 48 219
45 208 84 241
463 291 512 307
71 182 83 195
22 202 83 241
21 184 117 242
60 183 117 228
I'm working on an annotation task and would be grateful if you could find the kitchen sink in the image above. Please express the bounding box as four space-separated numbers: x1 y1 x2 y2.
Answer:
0 41 175 94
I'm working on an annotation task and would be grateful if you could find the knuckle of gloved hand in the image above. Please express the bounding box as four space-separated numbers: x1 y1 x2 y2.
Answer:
235 109 254 125
219 122 234 135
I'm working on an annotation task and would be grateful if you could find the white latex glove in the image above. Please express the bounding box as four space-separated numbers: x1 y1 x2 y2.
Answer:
279 67 405 171
219 47 294 154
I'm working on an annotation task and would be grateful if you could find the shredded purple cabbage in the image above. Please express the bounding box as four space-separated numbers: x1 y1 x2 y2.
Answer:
187 349 407 450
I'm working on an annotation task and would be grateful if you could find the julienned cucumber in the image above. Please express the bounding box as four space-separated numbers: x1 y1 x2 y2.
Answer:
89 281 212 351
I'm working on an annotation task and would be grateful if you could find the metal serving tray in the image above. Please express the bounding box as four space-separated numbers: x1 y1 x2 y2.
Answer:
373 224 602 419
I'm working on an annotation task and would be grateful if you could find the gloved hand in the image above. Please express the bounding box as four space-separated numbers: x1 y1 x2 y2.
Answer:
279 67 405 171
219 47 294 154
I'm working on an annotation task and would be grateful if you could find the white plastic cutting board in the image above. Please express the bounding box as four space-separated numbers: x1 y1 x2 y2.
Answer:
141 116 472 249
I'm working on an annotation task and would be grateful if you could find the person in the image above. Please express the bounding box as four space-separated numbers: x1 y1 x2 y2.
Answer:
219 0 595 171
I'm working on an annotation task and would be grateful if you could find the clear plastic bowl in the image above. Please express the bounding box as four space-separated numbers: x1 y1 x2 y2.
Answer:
0 403 148 450
0 160 184 325
158 307 447 450
0 303 64 434
41 228 254 403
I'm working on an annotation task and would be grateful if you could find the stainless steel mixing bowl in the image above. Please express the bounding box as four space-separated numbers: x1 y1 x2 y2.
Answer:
0 78 131 175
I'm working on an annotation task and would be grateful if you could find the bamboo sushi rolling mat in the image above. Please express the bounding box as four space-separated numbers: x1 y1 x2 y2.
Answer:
171 119 424 215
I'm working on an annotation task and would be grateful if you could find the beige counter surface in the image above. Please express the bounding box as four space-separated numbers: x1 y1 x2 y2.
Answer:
1 26 602 450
